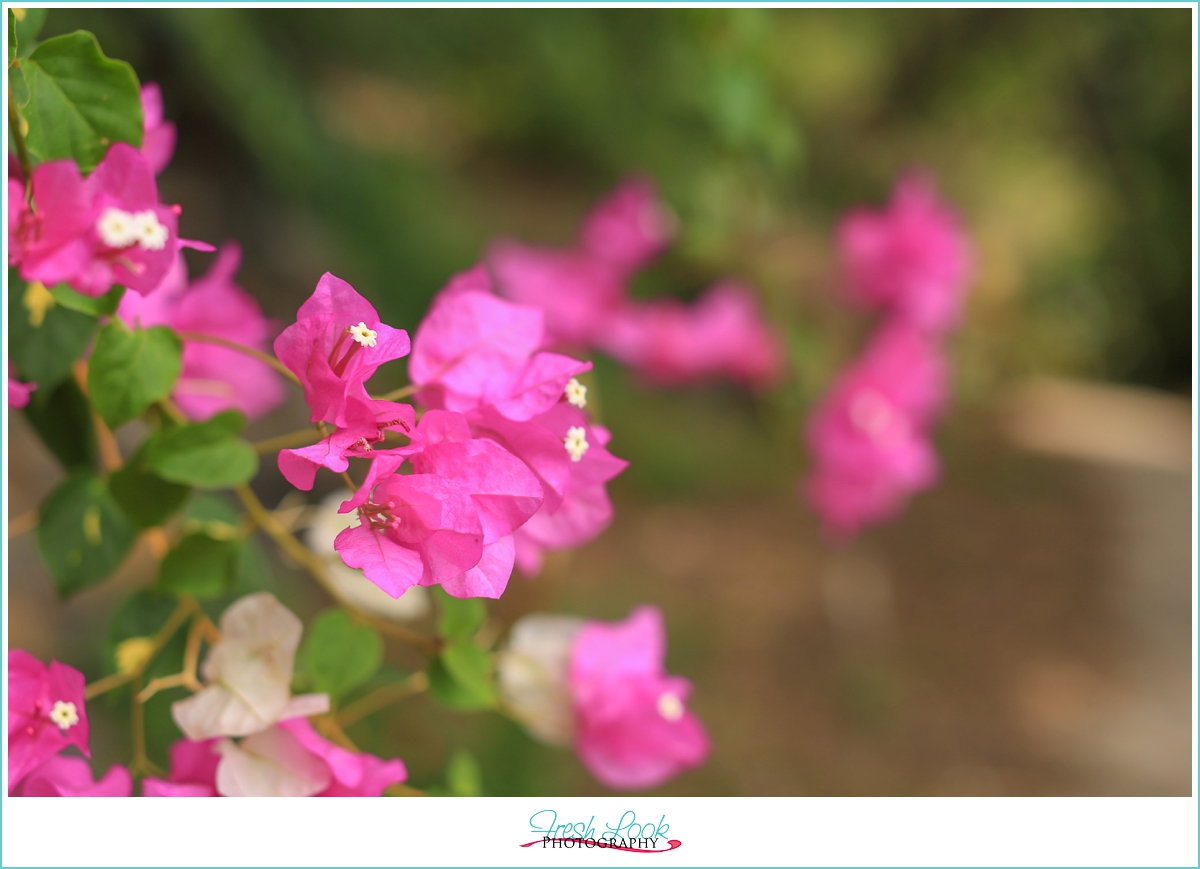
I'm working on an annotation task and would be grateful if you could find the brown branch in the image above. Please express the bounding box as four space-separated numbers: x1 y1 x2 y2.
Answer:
176 331 301 386
335 672 428 729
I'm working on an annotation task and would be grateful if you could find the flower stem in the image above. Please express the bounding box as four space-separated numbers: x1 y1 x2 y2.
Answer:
335 672 428 729
7 84 32 186
234 483 440 656
84 597 197 700
7 508 38 538
175 330 301 387
252 427 323 454
375 383 418 401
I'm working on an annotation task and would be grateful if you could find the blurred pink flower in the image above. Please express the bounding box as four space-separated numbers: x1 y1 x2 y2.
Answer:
10 756 131 797
498 606 710 790
118 243 287 422
141 737 220 796
9 143 210 297
488 177 672 347
837 171 973 334
139 83 177 175
8 361 36 408
804 322 948 539
8 650 89 794
274 272 411 427
570 606 710 791
409 270 590 421
600 281 785 389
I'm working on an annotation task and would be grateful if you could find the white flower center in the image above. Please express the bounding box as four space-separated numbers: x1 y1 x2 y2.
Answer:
131 210 168 250
564 377 587 408
49 700 79 730
564 426 589 462
97 208 139 248
657 691 684 721
97 208 168 250
350 322 378 348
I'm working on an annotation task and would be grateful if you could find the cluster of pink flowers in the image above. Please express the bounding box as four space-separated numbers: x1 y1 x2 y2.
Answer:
8 651 131 796
487 177 784 389
498 605 710 790
7 84 284 423
805 172 973 538
276 265 628 589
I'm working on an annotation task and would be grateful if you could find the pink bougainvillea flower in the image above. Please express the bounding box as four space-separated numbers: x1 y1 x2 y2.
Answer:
171 593 329 741
140 83 177 175
334 410 544 600
837 171 974 334
8 650 89 794
277 394 416 491
478 404 627 577
11 756 132 797
118 243 287 421
803 322 948 539
579 176 675 272
409 270 590 421
141 737 220 796
570 605 710 791
8 361 37 408
10 143 211 298
488 178 673 347
600 281 784 389
487 242 628 348
497 606 709 790
274 273 411 427
277 717 407 797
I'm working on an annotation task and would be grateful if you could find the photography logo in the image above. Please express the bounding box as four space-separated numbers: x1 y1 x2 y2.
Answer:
521 810 682 853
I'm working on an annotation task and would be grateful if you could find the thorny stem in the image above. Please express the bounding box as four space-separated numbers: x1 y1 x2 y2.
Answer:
176 331 301 387
234 483 440 657
335 672 429 729
84 597 197 700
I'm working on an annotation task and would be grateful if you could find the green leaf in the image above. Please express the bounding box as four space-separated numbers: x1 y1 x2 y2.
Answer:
17 31 143 173
296 608 383 700
158 532 240 600
37 470 135 596
446 749 484 797
8 273 96 391
88 320 181 430
9 8 47 62
144 411 258 489
427 640 496 711
182 493 243 539
22 377 97 470
433 585 486 641
51 283 125 316
108 436 191 529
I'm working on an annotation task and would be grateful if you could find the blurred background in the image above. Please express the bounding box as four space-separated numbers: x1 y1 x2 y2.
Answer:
8 7 1193 795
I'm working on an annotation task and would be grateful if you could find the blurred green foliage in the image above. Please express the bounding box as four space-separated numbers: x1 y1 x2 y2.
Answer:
43 7 1191 397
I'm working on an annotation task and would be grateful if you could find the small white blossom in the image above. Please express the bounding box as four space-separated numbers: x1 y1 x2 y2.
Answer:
564 378 587 408
564 426 589 462
49 700 79 730
96 208 139 248
131 210 168 250
349 322 378 348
